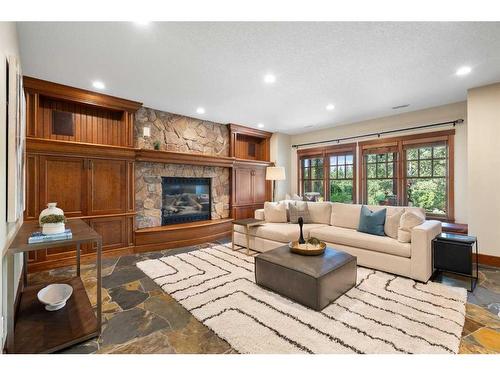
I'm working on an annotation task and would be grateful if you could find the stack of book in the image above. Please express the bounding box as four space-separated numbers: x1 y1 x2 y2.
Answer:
28 229 73 244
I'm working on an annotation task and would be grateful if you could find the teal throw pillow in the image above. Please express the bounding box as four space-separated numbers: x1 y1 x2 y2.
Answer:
358 205 387 236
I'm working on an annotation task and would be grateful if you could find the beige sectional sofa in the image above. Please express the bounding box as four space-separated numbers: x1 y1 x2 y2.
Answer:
233 202 442 282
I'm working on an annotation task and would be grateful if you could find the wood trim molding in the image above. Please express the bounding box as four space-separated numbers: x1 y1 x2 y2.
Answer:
135 219 232 253
135 149 235 168
358 129 455 148
23 76 142 112
136 149 273 168
478 254 500 268
228 123 273 138
27 138 136 160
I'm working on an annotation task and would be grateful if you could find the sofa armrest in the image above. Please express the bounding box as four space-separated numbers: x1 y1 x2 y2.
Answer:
255 209 265 221
410 220 442 282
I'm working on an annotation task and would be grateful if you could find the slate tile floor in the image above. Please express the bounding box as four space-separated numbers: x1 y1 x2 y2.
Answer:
28 238 500 354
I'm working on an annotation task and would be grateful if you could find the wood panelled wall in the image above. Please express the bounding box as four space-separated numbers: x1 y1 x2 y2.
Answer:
24 77 136 147
24 77 142 272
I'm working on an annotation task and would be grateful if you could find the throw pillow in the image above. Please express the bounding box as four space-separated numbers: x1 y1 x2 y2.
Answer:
357 205 387 236
384 208 404 239
289 201 312 224
397 229 411 243
264 202 287 223
397 209 425 243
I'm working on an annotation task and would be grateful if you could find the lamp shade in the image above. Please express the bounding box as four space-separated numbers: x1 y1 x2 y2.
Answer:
266 166 286 181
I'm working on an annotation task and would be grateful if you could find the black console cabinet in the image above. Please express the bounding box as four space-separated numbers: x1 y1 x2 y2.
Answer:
432 233 478 291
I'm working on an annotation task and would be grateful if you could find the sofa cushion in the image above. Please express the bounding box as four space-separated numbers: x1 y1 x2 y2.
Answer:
330 203 362 229
358 205 386 236
310 225 411 258
234 223 329 243
289 201 312 224
306 202 332 225
398 208 425 243
384 208 404 239
264 202 287 223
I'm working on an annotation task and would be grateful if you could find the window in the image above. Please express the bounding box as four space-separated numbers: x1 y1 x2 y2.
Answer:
301 156 324 199
404 143 448 217
364 151 398 206
359 130 454 220
329 153 355 203
298 144 356 203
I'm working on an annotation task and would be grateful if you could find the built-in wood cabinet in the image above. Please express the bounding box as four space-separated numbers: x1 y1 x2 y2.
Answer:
231 163 271 219
39 155 88 217
229 124 273 219
24 77 142 272
87 159 129 216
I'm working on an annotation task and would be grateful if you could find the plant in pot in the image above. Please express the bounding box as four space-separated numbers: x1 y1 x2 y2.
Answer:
153 140 161 150
39 203 66 235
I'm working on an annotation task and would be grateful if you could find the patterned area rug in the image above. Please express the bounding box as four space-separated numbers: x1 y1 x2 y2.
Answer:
137 244 467 354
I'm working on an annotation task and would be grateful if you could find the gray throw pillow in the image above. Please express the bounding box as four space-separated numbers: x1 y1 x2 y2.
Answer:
289 202 312 224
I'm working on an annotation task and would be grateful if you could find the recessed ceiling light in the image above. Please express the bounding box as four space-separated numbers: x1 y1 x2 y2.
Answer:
456 66 472 76
196 107 205 115
257 123 265 129
264 73 276 84
92 80 105 90
326 104 335 111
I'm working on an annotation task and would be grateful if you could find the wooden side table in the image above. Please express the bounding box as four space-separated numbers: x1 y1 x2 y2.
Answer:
6 219 102 353
431 232 478 292
231 218 265 255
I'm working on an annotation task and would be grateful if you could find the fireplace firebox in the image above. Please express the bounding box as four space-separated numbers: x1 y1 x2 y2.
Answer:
161 177 211 225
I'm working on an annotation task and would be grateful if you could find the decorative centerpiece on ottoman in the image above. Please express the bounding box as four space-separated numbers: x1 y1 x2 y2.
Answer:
39 203 65 235
255 245 357 311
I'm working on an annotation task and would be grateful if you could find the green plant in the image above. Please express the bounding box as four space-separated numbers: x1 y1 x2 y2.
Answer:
40 214 65 224
307 237 321 246
153 141 161 150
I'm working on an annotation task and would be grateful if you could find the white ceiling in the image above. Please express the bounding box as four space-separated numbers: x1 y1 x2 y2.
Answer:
17 22 500 134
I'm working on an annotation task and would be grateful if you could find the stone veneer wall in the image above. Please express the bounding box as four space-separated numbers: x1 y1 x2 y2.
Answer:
135 107 229 156
134 107 231 229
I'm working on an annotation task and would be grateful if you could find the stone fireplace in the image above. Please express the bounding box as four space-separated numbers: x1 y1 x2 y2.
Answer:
134 107 231 230
135 162 230 229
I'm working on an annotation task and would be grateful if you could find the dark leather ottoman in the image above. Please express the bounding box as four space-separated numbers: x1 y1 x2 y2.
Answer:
255 246 357 311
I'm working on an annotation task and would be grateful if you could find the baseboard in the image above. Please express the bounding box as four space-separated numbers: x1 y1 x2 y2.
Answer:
3 259 24 354
478 254 500 268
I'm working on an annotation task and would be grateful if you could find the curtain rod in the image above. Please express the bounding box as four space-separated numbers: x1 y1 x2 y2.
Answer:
291 119 464 149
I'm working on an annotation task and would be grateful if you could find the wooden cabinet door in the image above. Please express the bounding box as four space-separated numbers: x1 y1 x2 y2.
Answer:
87 159 128 216
252 167 267 203
87 216 129 253
39 155 87 217
234 167 253 205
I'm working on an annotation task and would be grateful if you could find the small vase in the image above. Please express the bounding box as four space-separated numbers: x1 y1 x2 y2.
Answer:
298 217 305 244
39 203 64 225
39 203 65 235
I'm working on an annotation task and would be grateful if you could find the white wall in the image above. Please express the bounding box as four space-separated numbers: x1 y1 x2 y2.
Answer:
0 22 23 350
467 82 500 257
270 132 291 201
288 102 468 223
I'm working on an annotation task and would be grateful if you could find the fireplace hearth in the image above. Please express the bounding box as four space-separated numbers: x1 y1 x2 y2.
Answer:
161 177 211 225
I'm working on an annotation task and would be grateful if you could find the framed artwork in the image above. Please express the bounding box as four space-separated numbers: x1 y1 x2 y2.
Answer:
6 55 26 223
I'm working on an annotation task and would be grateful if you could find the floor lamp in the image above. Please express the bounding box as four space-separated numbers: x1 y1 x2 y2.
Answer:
266 166 286 202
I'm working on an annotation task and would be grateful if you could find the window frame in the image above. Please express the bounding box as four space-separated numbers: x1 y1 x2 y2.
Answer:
358 129 455 221
297 143 357 203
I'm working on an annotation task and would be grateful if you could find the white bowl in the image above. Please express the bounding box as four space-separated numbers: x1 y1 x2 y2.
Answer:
37 283 73 311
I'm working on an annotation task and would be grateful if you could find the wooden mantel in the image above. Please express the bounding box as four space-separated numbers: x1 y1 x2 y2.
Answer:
135 148 273 168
